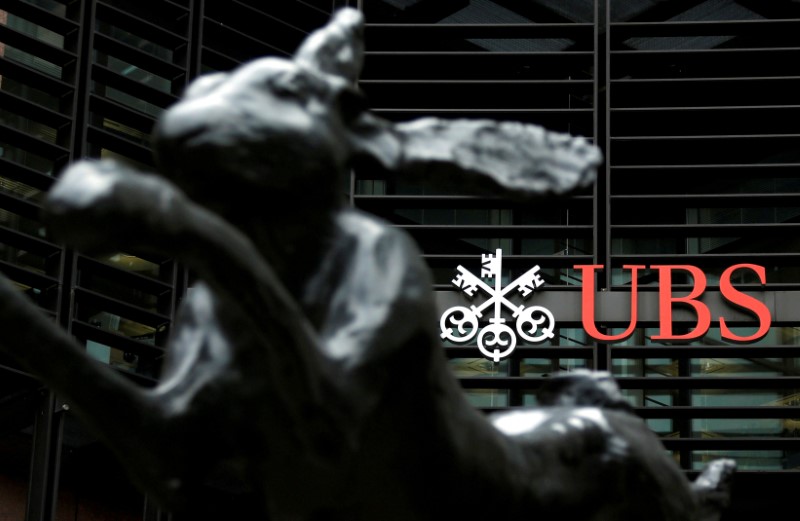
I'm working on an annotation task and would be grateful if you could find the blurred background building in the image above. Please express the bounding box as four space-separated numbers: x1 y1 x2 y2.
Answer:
1 0 799 519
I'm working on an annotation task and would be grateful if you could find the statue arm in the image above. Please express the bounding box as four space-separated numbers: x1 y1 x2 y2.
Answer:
44 158 347 424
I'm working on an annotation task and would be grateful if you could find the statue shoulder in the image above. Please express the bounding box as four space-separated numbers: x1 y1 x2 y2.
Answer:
336 209 434 298
336 209 425 262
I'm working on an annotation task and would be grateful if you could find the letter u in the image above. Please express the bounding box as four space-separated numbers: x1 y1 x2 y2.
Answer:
574 265 644 342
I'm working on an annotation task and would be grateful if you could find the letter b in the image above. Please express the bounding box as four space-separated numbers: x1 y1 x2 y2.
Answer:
651 265 711 341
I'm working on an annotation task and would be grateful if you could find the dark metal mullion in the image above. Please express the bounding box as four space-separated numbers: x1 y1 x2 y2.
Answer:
364 22 594 40
494 0 577 24
203 15 291 58
199 46 238 72
662 438 800 450
593 0 610 288
95 2 187 50
636 406 800 419
227 0 311 37
94 0 187 35
611 252 800 266
590 0 610 371
459 376 800 389
34 5 98 517
610 18 800 38
612 194 800 208
24 391 65 521
613 162 800 170
623 0 707 23
365 50 595 56
186 0 204 82
611 346 800 358
612 223 800 237
93 33 186 83
614 133 800 140
443 346 593 357
425 255 594 271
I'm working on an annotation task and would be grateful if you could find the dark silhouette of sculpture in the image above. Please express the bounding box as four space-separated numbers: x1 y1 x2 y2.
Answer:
0 8 734 521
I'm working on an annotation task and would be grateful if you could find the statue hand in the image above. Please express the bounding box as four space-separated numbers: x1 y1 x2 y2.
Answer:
43 159 186 254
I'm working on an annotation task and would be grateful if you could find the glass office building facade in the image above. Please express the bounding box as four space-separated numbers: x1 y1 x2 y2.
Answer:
0 0 799 518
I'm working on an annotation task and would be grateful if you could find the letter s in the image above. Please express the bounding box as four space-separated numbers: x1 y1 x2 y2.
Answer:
719 264 771 343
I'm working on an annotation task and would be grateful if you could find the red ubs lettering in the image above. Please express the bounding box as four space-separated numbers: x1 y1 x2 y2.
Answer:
575 264 771 343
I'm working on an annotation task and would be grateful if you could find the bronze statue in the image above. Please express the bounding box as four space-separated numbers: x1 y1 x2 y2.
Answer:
0 8 733 520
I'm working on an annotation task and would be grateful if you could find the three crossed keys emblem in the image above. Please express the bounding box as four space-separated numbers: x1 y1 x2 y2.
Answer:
439 249 555 362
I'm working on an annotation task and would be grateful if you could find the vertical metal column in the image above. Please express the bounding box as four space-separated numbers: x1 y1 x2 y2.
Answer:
24 391 65 521
59 0 97 331
593 0 611 371
593 0 610 289
186 0 205 83
26 1 98 519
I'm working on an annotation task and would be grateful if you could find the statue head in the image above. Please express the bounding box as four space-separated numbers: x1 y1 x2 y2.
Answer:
153 9 372 213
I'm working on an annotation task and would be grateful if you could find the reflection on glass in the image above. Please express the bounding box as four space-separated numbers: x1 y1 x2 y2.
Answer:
645 418 674 437
3 12 64 48
450 357 509 408
0 76 60 111
355 179 386 195
0 175 43 202
521 357 591 377
692 418 783 437
465 389 509 408
0 207 47 238
450 357 508 377
0 106 58 143
102 118 149 145
104 55 171 93
99 148 151 171
96 21 174 63
87 310 158 343
0 141 56 174
101 86 164 118
0 244 50 275
2 44 62 79
85 339 156 378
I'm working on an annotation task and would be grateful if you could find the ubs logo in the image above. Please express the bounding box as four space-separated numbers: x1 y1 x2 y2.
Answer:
439 249 555 362
441 253 772 362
